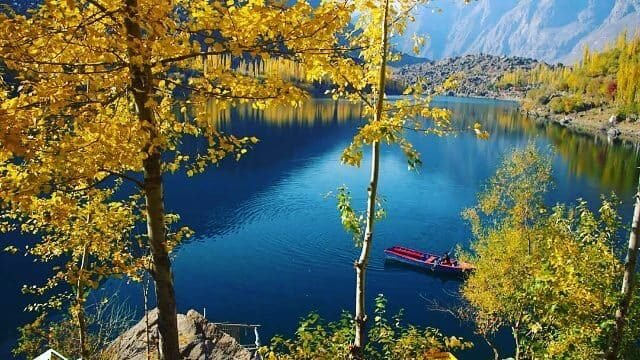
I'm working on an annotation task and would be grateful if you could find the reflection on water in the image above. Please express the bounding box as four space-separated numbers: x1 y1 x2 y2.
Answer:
441 98 640 194
207 97 640 194
202 99 364 127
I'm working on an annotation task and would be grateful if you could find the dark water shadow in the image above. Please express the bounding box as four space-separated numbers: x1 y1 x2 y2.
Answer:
383 259 469 282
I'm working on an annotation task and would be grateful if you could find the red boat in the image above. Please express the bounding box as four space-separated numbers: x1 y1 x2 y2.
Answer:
384 246 474 274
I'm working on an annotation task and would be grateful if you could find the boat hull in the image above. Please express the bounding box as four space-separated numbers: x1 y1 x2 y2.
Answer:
384 246 473 275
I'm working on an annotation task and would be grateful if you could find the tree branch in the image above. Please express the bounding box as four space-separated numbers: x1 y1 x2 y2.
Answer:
98 169 144 188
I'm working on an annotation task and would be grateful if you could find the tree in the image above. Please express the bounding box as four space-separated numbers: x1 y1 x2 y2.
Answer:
606 80 617 101
2 186 190 358
15 188 140 359
503 30 640 117
605 173 640 359
465 143 552 255
462 145 640 359
326 0 477 356
0 1 351 358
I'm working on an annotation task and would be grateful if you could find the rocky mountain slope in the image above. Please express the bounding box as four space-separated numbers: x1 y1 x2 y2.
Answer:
399 0 640 64
392 54 540 97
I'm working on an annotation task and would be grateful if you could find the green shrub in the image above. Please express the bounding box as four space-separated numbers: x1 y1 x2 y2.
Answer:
260 295 472 359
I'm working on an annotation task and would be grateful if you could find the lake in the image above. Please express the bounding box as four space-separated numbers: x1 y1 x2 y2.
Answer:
1 97 639 358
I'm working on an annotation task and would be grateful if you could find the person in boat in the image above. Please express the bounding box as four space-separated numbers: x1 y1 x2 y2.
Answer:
441 252 452 265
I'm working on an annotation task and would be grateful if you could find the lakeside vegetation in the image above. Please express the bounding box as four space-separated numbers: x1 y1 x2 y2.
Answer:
497 32 640 119
261 295 472 360
461 145 640 359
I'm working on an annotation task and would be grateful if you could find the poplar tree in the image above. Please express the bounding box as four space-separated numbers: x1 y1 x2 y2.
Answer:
324 0 477 356
0 1 351 358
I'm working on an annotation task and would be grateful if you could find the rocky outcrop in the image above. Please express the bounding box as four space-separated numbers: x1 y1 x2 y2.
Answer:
392 54 540 98
607 126 622 140
105 309 252 360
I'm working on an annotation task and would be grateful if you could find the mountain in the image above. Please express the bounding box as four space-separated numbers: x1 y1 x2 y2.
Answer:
398 0 640 64
392 54 540 97
390 53 431 67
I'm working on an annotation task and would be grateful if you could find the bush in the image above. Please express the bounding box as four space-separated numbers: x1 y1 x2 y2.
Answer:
617 103 640 120
549 97 565 113
13 296 136 360
260 295 472 359
549 95 593 114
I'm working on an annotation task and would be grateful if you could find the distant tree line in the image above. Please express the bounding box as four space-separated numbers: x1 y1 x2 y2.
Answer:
497 31 639 118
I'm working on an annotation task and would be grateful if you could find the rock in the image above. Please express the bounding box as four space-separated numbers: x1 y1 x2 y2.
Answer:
561 117 572 125
391 54 540 97
607 127 621 139
105 309 252 360
608 114 618 124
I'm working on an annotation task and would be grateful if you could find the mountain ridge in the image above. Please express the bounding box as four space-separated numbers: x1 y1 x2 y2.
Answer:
399 0 640 64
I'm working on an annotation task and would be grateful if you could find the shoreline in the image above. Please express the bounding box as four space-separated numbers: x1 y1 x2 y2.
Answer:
449 93 640 145
523 109 640 145
521 107 640 145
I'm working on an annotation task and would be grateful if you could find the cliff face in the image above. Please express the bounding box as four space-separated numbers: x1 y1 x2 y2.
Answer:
399 0 640 64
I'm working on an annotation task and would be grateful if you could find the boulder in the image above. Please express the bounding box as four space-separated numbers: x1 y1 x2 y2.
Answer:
607 127 621 139
105 309 252 360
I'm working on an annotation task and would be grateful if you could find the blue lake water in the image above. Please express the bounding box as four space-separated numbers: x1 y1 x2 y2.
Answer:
1 97 639 358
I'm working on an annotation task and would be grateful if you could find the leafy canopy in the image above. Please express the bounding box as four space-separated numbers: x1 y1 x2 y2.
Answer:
0 0 353 348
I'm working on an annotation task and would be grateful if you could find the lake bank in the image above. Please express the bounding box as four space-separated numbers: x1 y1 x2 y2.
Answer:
450 92 640 144
389 52 640 143
521 106 640 144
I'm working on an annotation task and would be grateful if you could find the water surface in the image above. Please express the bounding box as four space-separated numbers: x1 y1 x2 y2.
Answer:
1 97 638 358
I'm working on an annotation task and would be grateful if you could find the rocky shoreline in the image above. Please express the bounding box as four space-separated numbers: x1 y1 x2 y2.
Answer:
392 53 640 144
514 103 640 144
438 91 640 144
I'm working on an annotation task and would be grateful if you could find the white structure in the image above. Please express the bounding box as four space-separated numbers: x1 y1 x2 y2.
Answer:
33 349 71 360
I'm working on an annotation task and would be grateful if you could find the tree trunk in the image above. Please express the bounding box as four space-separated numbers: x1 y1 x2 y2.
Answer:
143 152 180 360
124 1 180 359
352 141 380 357
605 175 640 360
77 305 88 359
77 244 89 359
144 273 151 360
512 326 520 360
351 0 389 356
482 334 499 360
512 313 522 360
